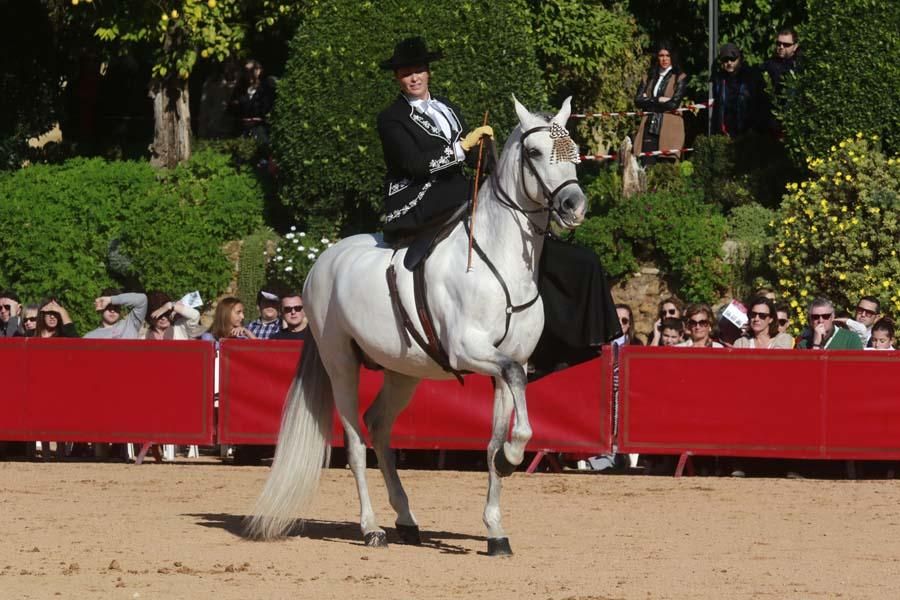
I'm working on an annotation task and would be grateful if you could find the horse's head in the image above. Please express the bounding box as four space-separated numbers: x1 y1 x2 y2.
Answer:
512 96 587 229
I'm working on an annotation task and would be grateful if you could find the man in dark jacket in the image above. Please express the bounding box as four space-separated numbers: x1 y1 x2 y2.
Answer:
763 28 802 136
712 43 767 137
377 37 493 240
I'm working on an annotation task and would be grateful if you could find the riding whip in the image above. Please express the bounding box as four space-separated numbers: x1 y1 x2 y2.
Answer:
467 110 489 272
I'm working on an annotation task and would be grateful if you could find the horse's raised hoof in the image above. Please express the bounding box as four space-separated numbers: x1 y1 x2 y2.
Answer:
487 537 513 557
364 531 388 548
395 524 422 545
493 449 517 478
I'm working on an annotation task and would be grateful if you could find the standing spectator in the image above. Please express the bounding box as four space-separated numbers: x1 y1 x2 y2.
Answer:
83 289 148 339
247 289 282 339
613 304 643 346
36 299 77 338
763 28 801 113
144 291 201 340
0 290 22 337
868 319 895 350
232 59 276 145
733 296 794 349
677 303 723 348
798 297 864 349
659 318 684 347
835 296 881 347
633 40 688 166
21 304 39 337
271 292 308 340
712 43 766 137
648 296 684 346
201 296 256 346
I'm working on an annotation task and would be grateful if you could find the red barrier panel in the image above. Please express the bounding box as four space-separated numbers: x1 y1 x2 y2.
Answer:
218 339 613 454
0 338 215 445
617 346 900 459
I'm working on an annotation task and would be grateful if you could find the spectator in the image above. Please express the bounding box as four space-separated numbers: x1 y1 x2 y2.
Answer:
677 303 723 348
21 304 39 337
868 319 895 350
144 291 201 340
247 289 282 339
659 317 684 347
613 304 643 346
83 289 148 339
775 303 793 337
755 287 777 301
201 296 256 346
648 296 684 346
798 297 864 349
835 296 881 347
232 59 276 145
633 40 688 166
36 299 77 338
712 43 766 137
733 296 794 349
271 292 308 340
763 28 802 128
0 290 22 337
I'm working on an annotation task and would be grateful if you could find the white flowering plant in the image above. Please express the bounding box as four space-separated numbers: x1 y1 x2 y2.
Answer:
266 225 339 290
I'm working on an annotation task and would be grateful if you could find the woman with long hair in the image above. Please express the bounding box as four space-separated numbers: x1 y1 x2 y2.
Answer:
633 40 688 166
36 298 76 338
648 296 684 346
201 296 256 345
144 291 201 340
733 296 793 349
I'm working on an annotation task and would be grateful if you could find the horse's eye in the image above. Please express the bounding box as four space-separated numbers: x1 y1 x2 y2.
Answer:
527 148 542 158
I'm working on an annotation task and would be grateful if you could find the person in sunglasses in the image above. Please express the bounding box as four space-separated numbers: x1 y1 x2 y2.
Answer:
763 29 802 101
83 288 148 340
36 298 77 338
613 304 643 346
21 304 40 337
0 290 23 337
834 296 882 347
733 296 794 349
711 42 766 137
271 291 308 340
676 303 723 348
648 296 684 346
798 297 864 350
143 291 201 340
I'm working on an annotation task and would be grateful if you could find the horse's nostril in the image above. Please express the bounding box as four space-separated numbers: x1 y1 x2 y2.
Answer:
562 197 576 213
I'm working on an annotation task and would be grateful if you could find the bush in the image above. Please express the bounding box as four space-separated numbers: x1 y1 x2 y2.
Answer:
272 0 546 233
780 0 900 160
237 227 280 322
575 177 730 303
772 135 900 326
726 202 776 296
266 224 340 293
0 153 265 333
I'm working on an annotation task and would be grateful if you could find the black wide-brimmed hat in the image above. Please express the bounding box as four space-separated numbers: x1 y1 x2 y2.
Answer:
379 37 443 71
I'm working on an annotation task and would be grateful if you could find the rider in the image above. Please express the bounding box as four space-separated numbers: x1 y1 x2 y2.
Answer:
377 37 493 241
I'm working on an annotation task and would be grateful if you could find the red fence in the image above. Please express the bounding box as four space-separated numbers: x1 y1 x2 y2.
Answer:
0 338 214 445
217 339 613 454
617 346 900 459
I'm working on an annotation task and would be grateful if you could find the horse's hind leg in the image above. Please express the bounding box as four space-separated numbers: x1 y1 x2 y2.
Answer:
364 370 421 544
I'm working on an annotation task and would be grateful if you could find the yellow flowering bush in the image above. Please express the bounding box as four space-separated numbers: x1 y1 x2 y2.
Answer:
773 135 900 327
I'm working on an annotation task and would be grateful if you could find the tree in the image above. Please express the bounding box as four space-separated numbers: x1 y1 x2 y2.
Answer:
64 0 301 167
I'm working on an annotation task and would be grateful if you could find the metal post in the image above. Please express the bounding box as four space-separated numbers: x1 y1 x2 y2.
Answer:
708 0 719 135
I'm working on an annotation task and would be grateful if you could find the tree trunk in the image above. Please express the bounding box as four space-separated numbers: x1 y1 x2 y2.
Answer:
149 78 191 168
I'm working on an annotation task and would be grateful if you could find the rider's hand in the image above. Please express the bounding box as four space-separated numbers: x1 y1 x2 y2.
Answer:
461 125 494 151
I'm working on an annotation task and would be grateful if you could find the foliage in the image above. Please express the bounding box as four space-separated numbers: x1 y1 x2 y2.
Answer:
779 0 900 160
726 202 776 297
236 226 278 321
575 176 730 303
528 0 646 154
273 0 546 233
0 152 265 333
266 225 339 292
772 135 900 327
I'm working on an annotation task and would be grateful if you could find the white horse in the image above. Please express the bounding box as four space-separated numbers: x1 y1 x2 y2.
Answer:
245 97 587 556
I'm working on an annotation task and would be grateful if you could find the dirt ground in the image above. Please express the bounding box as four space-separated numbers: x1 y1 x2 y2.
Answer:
2 457 900 600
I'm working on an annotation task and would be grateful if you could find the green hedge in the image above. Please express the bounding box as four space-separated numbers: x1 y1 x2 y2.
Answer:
272 0 546 233
0 152 264 334
780 0 900 160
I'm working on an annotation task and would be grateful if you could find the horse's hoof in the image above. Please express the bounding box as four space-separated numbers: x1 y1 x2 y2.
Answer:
396 524 422 545
487 537 513 557
493 449 517 478
364 531 388 548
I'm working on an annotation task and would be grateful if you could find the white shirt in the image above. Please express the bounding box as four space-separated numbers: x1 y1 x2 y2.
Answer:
653 67 672 97
405 94 466 161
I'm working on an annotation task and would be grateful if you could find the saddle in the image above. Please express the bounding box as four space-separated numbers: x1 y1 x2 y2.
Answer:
385 203 470 384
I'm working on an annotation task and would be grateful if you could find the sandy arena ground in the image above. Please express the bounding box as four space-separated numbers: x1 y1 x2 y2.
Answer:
2 458 900 599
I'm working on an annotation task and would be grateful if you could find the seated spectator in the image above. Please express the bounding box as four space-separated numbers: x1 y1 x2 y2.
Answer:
21 304 39 337
659 317 684 347
247 289 282 339
755 287 777 301
271 291 308 340
868 319 895 350
775 303 793 338
613 303 643 346
677 303 723 348
144 291 201 340
648 296 684 346
83 288 148 339
798 296 864 349
37 299 77 338
733 296 794 349
835 295 881 347
0 290 22 337
201 296 256 346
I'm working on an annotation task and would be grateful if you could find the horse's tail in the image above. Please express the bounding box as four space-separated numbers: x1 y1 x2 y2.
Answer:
244 335 333 540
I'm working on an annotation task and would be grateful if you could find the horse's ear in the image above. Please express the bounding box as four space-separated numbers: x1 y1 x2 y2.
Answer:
513 94 534 129
553 96 573 126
